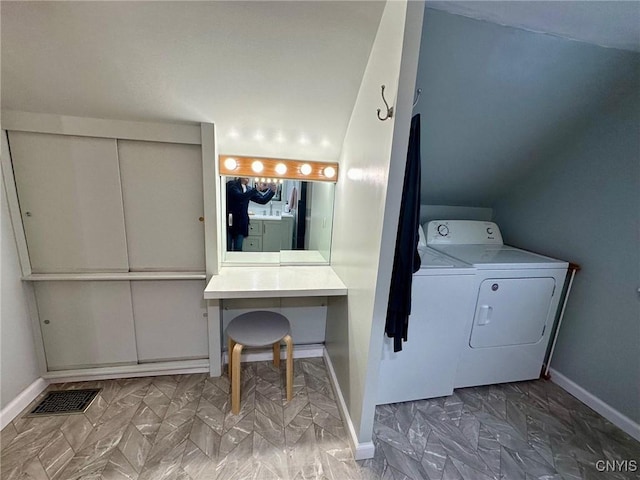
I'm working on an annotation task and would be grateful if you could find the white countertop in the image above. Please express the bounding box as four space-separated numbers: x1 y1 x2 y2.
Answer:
204 265 347 299
248 213 294 220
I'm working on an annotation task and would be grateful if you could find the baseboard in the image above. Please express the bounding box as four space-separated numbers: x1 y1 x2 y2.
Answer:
43 359 210 383
221 343 324 365
0 377 49 429
323 348 376 460
549 368 640 442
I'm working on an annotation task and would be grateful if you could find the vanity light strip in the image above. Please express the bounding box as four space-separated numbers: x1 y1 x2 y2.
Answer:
219 155 339 182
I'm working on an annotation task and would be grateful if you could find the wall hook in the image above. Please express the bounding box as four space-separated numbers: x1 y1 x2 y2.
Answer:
412 88 422 108
377 85 394 121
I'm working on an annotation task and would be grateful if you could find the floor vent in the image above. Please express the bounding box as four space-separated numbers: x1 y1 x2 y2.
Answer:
28 389 101 416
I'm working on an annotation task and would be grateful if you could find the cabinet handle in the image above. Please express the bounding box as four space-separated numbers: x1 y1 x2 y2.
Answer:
43 319 50 325
198 216 204 222
25 211 32 217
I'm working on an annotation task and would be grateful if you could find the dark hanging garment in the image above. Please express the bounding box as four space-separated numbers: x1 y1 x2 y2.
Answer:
385 114 422 352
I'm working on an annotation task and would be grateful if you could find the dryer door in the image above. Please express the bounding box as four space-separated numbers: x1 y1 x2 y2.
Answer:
470 277 555 348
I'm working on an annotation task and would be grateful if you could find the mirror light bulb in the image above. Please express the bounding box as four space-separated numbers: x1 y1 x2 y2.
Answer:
323 166 336 178
223 157 238 170
252 160 264 173
300 164 312 176
275 163 287 175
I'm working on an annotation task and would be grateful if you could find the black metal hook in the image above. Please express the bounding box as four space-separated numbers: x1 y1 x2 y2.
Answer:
377 85 394 121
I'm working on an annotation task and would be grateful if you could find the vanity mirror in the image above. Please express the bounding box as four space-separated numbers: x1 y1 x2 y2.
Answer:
219 155 338 265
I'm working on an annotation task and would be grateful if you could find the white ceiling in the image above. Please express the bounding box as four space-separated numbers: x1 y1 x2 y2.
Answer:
427 1 640 53
1 1 384 161
2 0 638 171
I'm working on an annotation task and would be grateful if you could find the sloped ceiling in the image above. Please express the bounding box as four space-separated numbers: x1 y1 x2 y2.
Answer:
427 1 640 53
0 1 384 161
416 6 640 207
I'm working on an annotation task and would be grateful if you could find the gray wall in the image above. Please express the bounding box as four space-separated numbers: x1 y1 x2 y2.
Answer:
415 8 639 207
492 83 640 423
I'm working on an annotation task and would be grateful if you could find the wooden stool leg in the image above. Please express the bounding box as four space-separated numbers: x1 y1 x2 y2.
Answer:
273 342 281 368
231 343 244 414
283 335 293 402
228 338 236 379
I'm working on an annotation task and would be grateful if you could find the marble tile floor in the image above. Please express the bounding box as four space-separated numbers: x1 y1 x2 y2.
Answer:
1 357 638 480
1 358 362 480
360 378 640 480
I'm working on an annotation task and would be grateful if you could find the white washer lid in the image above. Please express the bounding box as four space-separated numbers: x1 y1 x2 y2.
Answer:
432 245 568 269
415 246 475 274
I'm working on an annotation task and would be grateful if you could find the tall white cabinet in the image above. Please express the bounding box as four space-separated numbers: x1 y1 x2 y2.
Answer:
10 132 129 273
118 140 205 271
3 113 213 374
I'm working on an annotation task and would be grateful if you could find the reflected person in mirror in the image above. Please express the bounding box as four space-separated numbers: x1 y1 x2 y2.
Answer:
226 177 276 251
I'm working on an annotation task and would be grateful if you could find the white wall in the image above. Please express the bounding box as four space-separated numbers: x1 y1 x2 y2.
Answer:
1 168 41 410
327 0 424 450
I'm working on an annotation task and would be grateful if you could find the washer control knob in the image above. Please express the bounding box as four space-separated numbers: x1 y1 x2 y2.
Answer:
491 283 499 291
487 227 494 235
437 224 449 236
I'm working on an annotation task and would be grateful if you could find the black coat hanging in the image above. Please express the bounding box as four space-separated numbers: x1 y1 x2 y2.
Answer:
385 114 422 352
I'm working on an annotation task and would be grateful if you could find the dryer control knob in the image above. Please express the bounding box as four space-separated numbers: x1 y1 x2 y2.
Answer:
487 227 494 235
437 224 449 236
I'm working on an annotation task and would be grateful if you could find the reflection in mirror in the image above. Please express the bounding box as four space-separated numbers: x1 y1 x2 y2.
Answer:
221 177 335 265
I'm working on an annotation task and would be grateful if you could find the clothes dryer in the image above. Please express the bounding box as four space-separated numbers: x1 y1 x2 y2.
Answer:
377 246 475 404
426 220 568 388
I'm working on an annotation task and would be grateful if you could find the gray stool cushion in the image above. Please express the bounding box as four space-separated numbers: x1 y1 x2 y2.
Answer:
227 311 290 347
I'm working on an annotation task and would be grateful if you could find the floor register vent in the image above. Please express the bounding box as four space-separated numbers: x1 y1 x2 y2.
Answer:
28 388 101 416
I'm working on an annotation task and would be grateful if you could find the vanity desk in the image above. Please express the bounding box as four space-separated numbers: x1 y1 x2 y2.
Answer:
204 265 347 375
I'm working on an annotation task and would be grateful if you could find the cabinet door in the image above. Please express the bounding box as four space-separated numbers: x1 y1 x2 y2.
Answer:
131 280 208 362
35 281 137 370
247 220 262 237
118 140 204 271
262 220 281 252
280 217 294 250
9 132 128 273
243 237 262 252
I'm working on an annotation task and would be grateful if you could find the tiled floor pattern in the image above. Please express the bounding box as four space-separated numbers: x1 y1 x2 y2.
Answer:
1 357 638 480
360 379 640 480
0 358 359 480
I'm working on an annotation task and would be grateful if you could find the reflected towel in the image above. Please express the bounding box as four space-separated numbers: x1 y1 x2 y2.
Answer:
288 186 298 209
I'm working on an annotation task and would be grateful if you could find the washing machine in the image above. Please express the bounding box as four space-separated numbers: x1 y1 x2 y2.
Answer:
377 243 476 404
426 220 568 388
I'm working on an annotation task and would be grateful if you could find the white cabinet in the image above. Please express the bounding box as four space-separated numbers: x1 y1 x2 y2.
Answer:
35 281 138 370
243 237 262 252
131 280 208 362
245 218 294 252
247 220 262 237
262 220 282 252
9 132 129 273
6 117 212 375
118 141 205 271
245 220 263 251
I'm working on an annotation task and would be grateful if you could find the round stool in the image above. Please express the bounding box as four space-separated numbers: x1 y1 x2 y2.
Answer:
226 311 293 414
